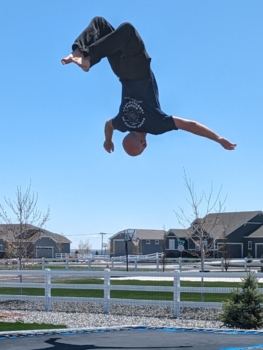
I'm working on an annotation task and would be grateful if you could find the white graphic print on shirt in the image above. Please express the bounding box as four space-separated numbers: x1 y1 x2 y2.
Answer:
122 98 145 129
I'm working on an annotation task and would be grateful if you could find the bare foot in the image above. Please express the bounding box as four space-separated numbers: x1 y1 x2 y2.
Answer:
61 48 90 72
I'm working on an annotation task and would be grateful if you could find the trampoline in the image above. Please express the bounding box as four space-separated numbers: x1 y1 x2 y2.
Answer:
1 326 263 350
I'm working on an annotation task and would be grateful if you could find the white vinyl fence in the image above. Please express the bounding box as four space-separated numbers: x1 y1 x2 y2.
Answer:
1 256 262 272
0 269 262 317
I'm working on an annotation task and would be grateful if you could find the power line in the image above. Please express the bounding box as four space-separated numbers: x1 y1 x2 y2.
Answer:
60 233 113 238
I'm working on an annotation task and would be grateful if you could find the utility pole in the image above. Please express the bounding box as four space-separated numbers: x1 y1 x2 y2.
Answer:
99 232 107 255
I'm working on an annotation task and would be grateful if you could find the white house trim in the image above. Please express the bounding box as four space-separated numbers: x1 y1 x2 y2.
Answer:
255 243 263 258
33 235 59 244
35 246 54 258
225 212 263 236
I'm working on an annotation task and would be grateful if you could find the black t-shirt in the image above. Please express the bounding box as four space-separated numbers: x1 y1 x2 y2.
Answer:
112 71 178 135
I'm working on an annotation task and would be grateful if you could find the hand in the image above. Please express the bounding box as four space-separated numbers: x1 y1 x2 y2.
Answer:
103 140 114 153
218 137 237 150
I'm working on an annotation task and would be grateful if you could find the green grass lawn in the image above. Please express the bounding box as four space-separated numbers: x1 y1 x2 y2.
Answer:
0 321 66 332
0 278 248 302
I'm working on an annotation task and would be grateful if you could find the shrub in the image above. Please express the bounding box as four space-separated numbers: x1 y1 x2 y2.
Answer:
246 253 253 263
219 271 263 329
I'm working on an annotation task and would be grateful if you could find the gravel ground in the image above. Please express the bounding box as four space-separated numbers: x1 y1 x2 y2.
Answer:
0 301 223 329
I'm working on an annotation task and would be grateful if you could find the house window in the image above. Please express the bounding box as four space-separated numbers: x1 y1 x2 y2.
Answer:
146 240 151 245
155 240 159 245
0 244 3 251
248 241 252 250
169 239 175 250
203 241 208 247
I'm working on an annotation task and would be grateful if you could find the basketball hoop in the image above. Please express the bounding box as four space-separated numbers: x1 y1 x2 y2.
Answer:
123 229 138 272
132 238 140 246
124 229 136 241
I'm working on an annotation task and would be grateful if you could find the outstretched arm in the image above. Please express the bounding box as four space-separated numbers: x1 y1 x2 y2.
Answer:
173 117 237 150
104 119 115 153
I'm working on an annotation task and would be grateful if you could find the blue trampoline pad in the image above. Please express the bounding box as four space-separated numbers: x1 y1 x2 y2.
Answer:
1 327 263 350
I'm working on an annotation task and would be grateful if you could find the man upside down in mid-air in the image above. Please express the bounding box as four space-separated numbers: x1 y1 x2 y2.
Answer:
62 17 237 156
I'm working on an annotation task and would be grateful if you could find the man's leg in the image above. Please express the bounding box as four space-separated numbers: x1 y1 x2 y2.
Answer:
85 21 151 80
62 17 151 80
61 17 115 71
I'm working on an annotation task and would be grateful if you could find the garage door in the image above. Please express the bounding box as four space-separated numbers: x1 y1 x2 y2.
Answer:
217 243 243 258
36 247 53 258
227 244 243 258
114 241 125 256
256 244 263 258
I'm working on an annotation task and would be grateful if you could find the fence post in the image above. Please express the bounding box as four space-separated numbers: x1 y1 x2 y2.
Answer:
134 257 137 272
42 257 45 270
179 258 182 272
245 257 247 272
88 258 92 271
221 257 224 272
111 259 114 271
156 257 159 272
44 269 51 311
66 257 69 270
173 270 180 318
104 269 110 314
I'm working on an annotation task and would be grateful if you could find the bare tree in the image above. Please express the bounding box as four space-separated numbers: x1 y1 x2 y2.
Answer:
0 182 50 271
220 244 232 271
104 241 111 256
55 232 65 258
78 239 92 258
175 170 229 272
216 214 236 271
174 170 232 301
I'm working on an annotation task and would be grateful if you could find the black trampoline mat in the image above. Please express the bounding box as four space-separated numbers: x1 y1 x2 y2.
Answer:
1 329 263 350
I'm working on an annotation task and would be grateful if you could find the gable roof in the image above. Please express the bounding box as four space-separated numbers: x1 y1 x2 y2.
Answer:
0 224 71 244
28 230 71 244
191 211 263 239
135 229 165 240
107 211 263 242
167 229 188 238
244 225 263 238
110 229 165 240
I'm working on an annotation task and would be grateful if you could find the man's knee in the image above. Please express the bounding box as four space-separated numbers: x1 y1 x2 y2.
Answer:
91 16 107 24
119 22 136 34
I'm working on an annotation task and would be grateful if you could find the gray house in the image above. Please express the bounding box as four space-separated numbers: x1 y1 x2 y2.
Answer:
110 229 165 256
109 211 263 259
164 211 263 259
0 224 71 258
214 211 263 258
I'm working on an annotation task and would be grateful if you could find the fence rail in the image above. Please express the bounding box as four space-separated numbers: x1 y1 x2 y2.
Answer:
0 269 261 317
0 256 262 272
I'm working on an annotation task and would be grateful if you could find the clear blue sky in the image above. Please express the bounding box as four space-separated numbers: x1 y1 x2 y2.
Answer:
0 0 262 249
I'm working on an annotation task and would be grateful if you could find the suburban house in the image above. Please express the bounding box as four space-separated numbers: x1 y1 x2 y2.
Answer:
0 224 71 258
110 229 165 256
109 211 263 258
212 211 263 258
166 211 263 258
165 228 189 257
